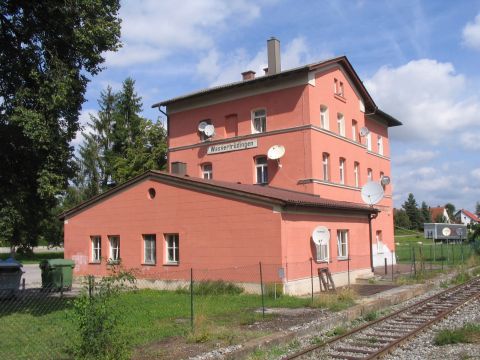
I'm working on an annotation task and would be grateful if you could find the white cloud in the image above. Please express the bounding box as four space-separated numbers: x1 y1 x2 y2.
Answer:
472 168 480 181
462 13 480 50
365 59 480 145
460 132 480 150
106 0 263 67
395 149 438 165
71 109 97 148
197 36 333 86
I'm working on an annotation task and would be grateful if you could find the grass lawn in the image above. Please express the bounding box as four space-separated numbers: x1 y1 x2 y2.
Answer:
395 242 475 265
1 287 353 360
0 252 64 264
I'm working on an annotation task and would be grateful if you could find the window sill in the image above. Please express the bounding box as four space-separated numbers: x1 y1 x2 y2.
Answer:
89 261 101 265
141 262 157 266
163 262 179 266
334 94 346 103
107 260 121 265
337 257 349 261
315 260 329 264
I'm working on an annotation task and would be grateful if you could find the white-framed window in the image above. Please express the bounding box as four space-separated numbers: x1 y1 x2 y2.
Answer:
354 162 359 187
316 235 330 262
144 234 156 264
201 163 213 179
339 158 345 184
165 234 179 264
255 156 268 184
199 119 212 141
337 230 348 259
367 168 373 181
320 105 329 130
352 120 358 142
252 109 266 133
337 113 345 136
377 136 383 155
334 78 338 94
108 235 120 262
322 153 330 181
376 230 383 253
380 171 385 189
339 81 344 97
366 132 372 151
91 236 101 263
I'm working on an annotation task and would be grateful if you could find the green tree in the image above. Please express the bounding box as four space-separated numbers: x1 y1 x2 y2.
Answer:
402 193 421 230
76 78 168 198
394 209 411 230
475 201 480 216
445 203 456 222
0 1 121 249
435 213 448 223
419 201 432 228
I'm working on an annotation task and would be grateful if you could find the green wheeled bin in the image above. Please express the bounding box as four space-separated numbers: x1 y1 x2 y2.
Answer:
39 259 75 291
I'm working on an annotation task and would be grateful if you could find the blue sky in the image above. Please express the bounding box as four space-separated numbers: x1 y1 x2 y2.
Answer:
77 0 480 211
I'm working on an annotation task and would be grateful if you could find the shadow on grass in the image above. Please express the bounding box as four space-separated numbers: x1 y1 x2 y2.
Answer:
0 288 73 317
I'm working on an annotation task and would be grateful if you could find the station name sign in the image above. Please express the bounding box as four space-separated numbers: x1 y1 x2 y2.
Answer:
207 139 258 155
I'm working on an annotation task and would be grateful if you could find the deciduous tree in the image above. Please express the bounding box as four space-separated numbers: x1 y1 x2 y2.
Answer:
0 1 121 249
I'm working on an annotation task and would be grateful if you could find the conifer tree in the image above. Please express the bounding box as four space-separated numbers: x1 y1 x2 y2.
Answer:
402 193 421 230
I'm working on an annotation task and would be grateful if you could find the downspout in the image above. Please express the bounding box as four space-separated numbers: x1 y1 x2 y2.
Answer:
368 212 378 272
157 106 170 170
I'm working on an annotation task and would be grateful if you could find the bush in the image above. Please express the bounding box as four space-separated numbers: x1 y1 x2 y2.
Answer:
194 280 244 295
72 270 136 360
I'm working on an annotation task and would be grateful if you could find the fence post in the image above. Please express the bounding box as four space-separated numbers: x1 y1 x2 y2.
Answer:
259 262 265 319
413 248 416 276
384 258 387 275
310 258 314 303
451 243 455 265
391 252 394 282
190 268 194 329
347 257 350 287
60 271 64 297
441 243 444 271
88 275 93 299
461 243 464 264
430 245 433 271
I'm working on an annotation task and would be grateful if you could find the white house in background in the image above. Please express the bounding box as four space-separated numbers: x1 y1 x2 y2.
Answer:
429 206 451 224
455 209 480 226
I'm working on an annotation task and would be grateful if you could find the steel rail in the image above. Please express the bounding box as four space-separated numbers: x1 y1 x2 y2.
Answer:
284 277 480 360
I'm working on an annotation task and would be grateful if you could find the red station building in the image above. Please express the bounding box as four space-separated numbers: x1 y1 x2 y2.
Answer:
63 38 401 294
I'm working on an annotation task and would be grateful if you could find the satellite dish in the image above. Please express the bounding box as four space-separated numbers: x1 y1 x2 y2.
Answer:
442 227 451 237
312 226 330 246
359 127 370 137
360 181 384 205
267 145 286 160
198 121 208 132
381 175 391 186
204 124 215 137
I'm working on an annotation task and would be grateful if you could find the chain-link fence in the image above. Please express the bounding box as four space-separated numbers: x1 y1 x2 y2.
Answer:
1 246 478 360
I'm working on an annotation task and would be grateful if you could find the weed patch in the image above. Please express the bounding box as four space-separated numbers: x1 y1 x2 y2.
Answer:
434 324 480 345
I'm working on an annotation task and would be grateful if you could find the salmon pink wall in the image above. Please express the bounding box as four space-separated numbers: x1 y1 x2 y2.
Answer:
280 212 371 280
168 84 308 149
64 179 283 280
170 130 312 192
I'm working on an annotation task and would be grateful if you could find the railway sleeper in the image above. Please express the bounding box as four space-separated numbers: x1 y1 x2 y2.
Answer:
333 346 376 354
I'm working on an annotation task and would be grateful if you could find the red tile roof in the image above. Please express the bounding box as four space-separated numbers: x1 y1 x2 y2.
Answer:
60 171 378 219
429 207 446 221
460 209 480 223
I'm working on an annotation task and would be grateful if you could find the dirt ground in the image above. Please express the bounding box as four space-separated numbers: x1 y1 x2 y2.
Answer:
133 307 331 360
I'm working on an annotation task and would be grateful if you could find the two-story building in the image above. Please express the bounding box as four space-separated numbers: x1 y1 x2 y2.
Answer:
63 38 401 294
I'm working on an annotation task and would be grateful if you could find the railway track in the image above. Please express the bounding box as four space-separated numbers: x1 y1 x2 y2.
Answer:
285 277 480 360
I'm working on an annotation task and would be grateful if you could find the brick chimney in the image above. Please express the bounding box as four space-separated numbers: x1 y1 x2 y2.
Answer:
267 37 281 75
241 70 256 81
